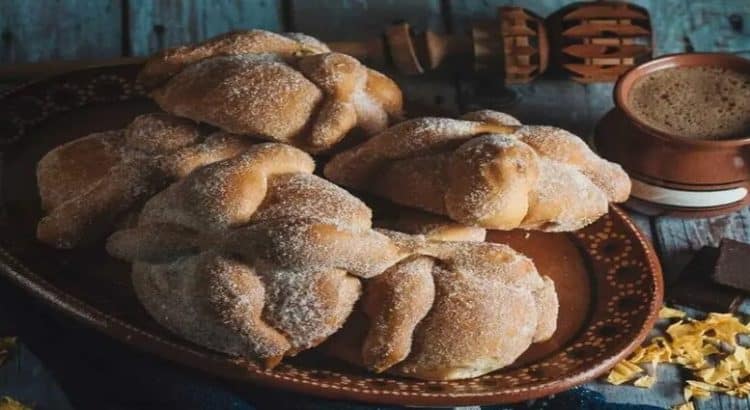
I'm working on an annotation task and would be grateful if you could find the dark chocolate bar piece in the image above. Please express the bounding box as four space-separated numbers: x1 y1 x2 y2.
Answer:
711 238 750 292
668 246 743 313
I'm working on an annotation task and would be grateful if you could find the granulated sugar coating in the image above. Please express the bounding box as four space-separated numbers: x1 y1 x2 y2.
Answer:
325 111 630 231
105 141 560 378
629 66 750 140
144 30 403 154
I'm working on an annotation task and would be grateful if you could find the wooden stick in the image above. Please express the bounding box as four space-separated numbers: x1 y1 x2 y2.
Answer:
0 42 382 82
0 57 147 81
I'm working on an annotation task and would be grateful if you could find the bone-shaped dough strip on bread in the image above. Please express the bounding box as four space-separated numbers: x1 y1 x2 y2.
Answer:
324 231 559 380
135 143 316 231
36 113 255 248
513 125 631 202
376 209 487 242
151 54 325 146
138 30 330 89
325 110 631 231
37 160 162 249
361 256 435 372
142 30 403 153
107 143 407 364
37 131 126 212
203 253 292 367
107 142 559 377
324 116 517 188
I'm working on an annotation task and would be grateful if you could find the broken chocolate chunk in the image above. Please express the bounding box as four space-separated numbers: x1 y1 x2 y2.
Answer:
711 238 750 292
668 246 743 313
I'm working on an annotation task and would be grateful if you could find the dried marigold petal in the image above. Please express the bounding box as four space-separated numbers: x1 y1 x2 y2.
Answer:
606 306 750 401
686 380 725 392
684 383 714 401
660 306 686 319
673 402 695 410
606 360 644 385
731 382 750 397
633 375 656 388
0 397 31 410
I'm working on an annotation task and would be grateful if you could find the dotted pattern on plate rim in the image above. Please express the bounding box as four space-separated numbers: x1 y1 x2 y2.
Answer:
0 70 146 145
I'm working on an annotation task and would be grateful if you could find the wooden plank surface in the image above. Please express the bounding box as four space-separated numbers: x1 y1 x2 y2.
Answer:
683 0 750 57
288 0 457 116
448 0 567 32
127 0 283 56
449 0 750 57
0 342 73 410
289 0 444 41
654 208 750 282
630 0 691 55
0 0 122 63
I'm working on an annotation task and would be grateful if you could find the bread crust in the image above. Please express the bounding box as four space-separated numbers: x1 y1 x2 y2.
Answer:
376 209 487 242
106 144 406 364
104 142 558 378
326 232 559 380
36 113 255 248
138 30 329 89
141 30 403 153
325 110 631 231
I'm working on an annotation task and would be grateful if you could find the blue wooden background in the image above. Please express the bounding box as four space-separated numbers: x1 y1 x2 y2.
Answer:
0 0 748 63
1 1 750 409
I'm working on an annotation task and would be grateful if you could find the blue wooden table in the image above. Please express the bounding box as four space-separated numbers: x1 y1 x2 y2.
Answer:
1 1 750 409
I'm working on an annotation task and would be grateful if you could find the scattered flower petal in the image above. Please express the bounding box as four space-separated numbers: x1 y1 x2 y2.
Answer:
0 397 31 410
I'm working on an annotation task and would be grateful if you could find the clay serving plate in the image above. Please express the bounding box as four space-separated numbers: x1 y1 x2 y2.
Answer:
596 53 750 217
0 65 663 406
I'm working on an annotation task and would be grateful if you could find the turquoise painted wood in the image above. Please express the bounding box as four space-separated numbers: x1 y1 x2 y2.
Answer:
448 0 569 32
127 0 283 56
0 0 122 63
449 0 750 56
288 0 460 115
683 0 750 57
630 0 691 55
0 342 73 410
289 0 444 41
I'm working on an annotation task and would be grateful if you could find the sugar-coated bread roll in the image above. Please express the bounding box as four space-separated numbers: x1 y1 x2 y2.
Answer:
36 113 256 248
105 143 558 378
107 143 405 367
325 230 558 380
325 110 631 231
140 30 403 153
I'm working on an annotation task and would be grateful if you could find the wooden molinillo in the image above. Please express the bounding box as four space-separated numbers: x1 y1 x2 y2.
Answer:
547 1 653 83
474 7 548 84
329 1 654 83
328 6 548 84
0 2 653 85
